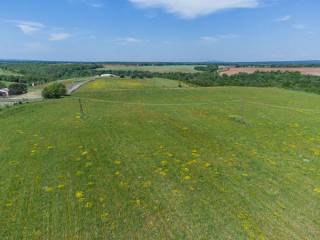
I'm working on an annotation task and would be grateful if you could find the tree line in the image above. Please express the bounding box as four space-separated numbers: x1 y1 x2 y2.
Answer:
2 63 320 95
0 63 102 85
99 67 320 95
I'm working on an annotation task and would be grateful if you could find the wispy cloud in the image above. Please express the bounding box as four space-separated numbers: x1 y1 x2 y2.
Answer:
293 24 307 30
114 37 146 44
292 24 316 35
49 32 71 41
68 0 104 8
201 34 238 43
130 0 260 19
7 20 45 35
275 15 291 22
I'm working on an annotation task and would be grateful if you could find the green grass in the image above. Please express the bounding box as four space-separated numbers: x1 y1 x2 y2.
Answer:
98 64 201 73
0 77 320 239
0 68 22 76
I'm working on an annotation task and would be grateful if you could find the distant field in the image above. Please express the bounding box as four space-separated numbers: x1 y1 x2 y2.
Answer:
99 64 200 73
0 68 21 76
220 66 320 76
0 77 320 239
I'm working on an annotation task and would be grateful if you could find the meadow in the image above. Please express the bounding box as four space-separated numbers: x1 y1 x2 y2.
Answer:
0 77 320 239
99 64 200 73
0 68 21 76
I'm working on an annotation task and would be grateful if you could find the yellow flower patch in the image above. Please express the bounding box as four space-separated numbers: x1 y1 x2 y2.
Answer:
313 188 320 194
75 191 84 199
43 186 54 193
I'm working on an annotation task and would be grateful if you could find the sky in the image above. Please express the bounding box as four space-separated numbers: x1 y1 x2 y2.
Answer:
0 0 319 62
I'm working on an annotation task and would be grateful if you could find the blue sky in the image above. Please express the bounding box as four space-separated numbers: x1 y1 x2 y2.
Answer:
0 0 319 62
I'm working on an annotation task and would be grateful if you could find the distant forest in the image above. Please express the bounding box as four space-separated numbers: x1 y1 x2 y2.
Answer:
2 62 320 94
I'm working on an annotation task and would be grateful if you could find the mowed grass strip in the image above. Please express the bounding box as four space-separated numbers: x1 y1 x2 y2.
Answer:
0 78 320 239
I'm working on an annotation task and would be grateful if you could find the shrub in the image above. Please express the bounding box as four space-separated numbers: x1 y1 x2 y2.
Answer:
8 83 28 95
0 82 6 89
42 83 67 99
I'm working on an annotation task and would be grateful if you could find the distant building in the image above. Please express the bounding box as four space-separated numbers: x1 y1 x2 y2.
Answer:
0 88 9 97
100 74 117 78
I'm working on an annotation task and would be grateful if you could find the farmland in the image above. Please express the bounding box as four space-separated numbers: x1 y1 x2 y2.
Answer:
0 77 320 239
99 64 201 73
220 66 320 76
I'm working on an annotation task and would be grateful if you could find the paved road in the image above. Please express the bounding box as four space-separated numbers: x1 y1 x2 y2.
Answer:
67 77 97 94
0 77 97 107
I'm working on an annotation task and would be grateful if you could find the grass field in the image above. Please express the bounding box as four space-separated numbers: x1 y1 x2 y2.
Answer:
0 77 320 239
0 68 21 76
99 64 201 73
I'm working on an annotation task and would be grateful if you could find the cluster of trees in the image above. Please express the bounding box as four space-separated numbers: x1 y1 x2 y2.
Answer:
0 81 28 95
42 83 67 99
8 83 28 95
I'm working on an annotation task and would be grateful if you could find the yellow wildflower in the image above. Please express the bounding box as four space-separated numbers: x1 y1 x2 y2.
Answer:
43 186 54 193
57 184 65 190
204 163 211 168
114 160 122 165
100 212 109 221
183 176 191 181
81 151 88 156
85 202 93 209
75 191 84 199
161 160 168 166
143 180 152 188
314 188 320 194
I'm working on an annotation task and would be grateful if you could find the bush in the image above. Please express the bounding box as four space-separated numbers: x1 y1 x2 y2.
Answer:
42 83 67 99
0 82 6 89
8 83 28 95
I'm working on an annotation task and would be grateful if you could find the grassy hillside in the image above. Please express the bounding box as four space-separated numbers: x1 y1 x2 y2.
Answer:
99 64 200 73
0 77 320 239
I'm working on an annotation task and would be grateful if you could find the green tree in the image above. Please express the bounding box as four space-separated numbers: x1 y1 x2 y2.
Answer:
8 83 28 95
42 83 67 99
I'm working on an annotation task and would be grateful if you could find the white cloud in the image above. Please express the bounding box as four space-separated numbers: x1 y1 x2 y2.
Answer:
49 32 71 41
201 34 238 43
129 0 260 19
114 37 145 44
275 15 291 22
8 20 44 35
